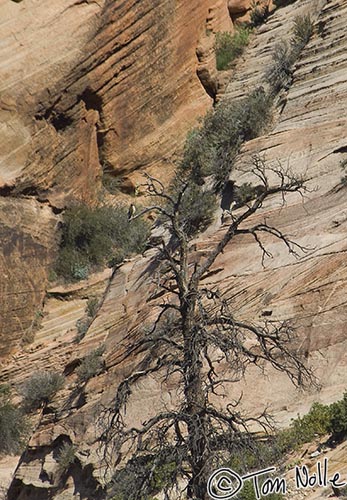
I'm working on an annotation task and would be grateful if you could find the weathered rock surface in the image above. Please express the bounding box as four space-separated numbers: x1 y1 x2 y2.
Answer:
0 0 231 349
228 0 275 23
0 0 228 205
0 197 57 357
3 0 347 498
217 0 347 420
279 438 347 499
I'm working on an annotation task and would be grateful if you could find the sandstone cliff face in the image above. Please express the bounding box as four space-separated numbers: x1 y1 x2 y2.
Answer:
0 0 230 204
0 198 57 357
0 0 232 353
228 0 275 23
3 0 347 498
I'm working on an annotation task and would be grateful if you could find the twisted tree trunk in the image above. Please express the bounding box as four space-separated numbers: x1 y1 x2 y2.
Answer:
182 297 208 499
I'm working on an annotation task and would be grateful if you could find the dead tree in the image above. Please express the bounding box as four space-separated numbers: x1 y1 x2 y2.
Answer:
99 156 316 500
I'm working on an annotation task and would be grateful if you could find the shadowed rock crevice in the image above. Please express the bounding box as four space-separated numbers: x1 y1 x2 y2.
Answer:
0 185 15 196
50 112 74 132
196 3 234 101
79 87 109 170
7 481 52 500
79 88 103 113
70 464 106 500
7 437 105 500
332 145 347 155
34 100 74 133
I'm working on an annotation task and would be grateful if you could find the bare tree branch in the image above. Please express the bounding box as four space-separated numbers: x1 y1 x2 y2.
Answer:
99 156 317 500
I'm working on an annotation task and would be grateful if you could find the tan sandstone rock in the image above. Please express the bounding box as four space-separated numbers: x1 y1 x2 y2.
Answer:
5 0 347 498
0 0 232 347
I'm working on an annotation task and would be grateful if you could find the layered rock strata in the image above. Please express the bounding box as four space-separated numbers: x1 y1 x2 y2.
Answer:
0 0 232 350
4 0 347 498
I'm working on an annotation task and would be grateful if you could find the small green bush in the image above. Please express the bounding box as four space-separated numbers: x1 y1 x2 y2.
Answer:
180 87 272 189
228 438 279 475
110 455 178 500
76 346 105 382
22 310 44 345
271 394 347 455
48 269 58 282
76 317 91 342
329 392 347 435
215 32 233 71
179 127 217 185
21 372 65 411
236 88 272 142
57 442 76 471
75 297 100 342
107 248 128 268
178 184 217 237
277 402 331 453
0 385 28 455
215 27 251 71
102 173 121 195
234 182 265 207
235 481 283 500
86 297 99 318
55 205 150 281
266 15 313 95
265 41 293 94
291 15 313 54
187 90 270 186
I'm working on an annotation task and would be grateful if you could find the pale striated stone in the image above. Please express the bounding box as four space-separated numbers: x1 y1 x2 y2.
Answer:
4 0 347 498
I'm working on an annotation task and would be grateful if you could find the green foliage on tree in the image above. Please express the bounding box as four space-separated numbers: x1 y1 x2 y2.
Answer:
76 346 105 382
21 371 65 411
179 88 272 190
329 392 347 435
0 385 28 455
215 27 251 71
266 15 313 94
